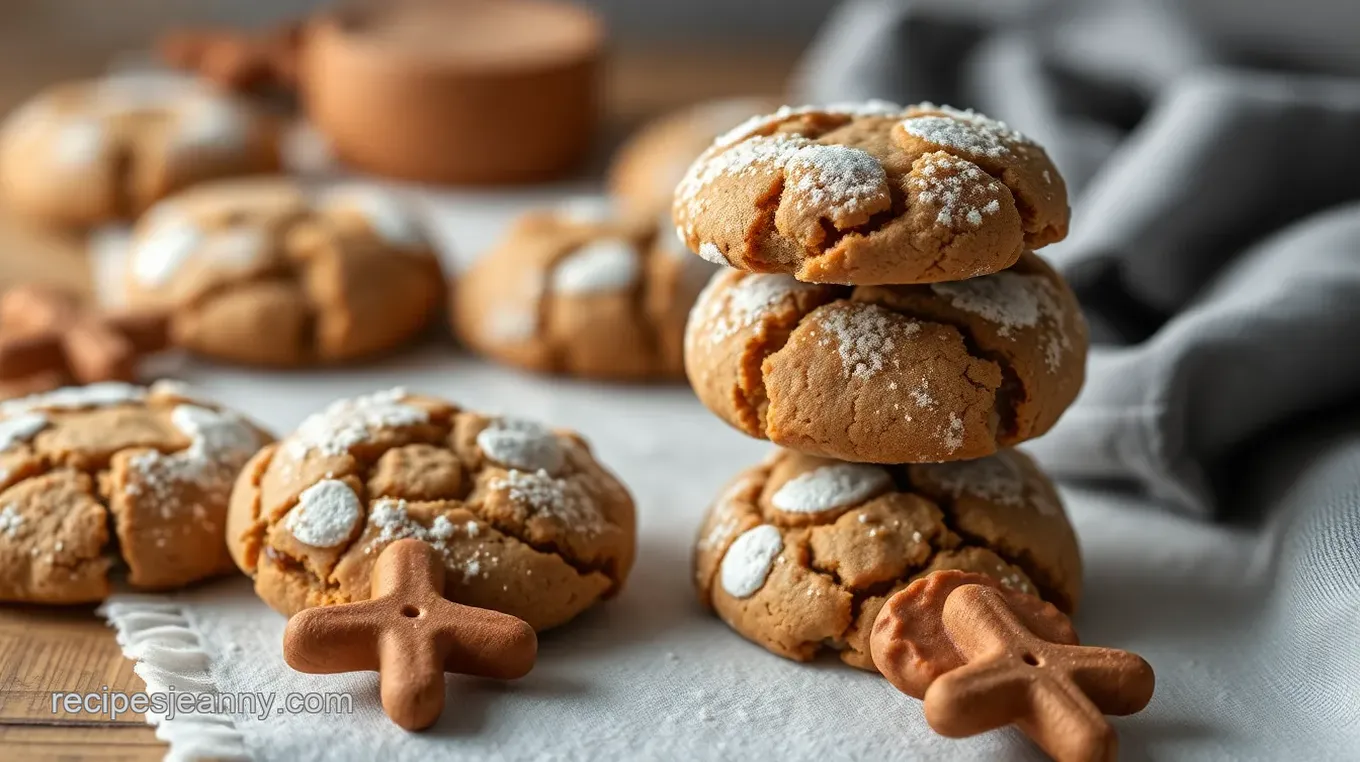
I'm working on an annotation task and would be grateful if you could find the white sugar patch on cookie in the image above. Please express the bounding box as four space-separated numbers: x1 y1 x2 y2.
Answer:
785 143 889 222
816 303 916 380
171 96 250 154
941 412 965 452
930 270 1069 368
697 242 730 266
772 464 892 513
0 383 144 417
714 100 905 148
700 273 817 344
926 104 1031 145
0 413 49 453
0 505 22 538
901 115 1012 159
130 217 205 287
368 499 492 580
52 119 106 168
916 452 1058 516
909 152 1006 230
286 388 429 459
195 226 270 272
170 404 259 460
128 404 261 517
489 469 606 535
322 187 425 248
286 479 363 548
551 239 640 295
720 524 782 598
477 418 565 474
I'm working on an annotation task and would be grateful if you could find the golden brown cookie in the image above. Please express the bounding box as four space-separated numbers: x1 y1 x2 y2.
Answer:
0 381 271 603
226 388 636 631
608 97 783 218
673 101 1067 285
453 200 717 380
0 74 279 228
122 178 445 367
685 251 1087 463
693 447 1081 669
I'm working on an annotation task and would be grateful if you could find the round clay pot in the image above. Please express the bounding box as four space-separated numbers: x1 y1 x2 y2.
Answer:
301 0 602 184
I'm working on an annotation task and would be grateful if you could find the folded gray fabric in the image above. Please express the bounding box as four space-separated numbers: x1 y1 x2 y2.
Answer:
797 0 1360 519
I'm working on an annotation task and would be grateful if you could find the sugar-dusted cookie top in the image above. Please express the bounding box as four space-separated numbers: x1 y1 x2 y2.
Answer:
0 381 271 603
227 388 636 631
694 447 1081 669
0 74 279 227
123 177 445 367
685 251 1087 463
673 101 1067 285
453 198 717 380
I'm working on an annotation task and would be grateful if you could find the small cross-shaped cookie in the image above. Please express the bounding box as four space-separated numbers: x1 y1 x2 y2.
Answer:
283 538 538 731
0 285 169 394
873 571 1154 762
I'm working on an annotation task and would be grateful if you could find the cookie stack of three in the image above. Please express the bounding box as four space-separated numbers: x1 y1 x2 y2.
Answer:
674 102 1089 669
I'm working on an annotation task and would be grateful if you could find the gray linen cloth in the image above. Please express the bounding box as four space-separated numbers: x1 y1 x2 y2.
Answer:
797 0 1360 756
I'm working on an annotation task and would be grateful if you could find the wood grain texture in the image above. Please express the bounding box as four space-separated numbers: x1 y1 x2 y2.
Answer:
0 42 794 761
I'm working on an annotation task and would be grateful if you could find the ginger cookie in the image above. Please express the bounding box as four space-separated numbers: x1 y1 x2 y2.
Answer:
673 101 1067 285
453 200 717 380
685 251 1087 463
0 74 279 228
693 447 1081 669
122 178 445 367
0 381 271 603
609 97 783 218
226 388 636 631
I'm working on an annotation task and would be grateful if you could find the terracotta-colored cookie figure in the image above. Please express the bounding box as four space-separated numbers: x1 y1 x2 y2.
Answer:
227 388 636 631
0 74 279 228
673 101 1068 285
692 448 1081 668
0 381 271 603
608 97 783 218
122 178 445 367
302 0 602 184
285 539 537 731
685 251 1087 463
872 571 1155 762
454 200 717 380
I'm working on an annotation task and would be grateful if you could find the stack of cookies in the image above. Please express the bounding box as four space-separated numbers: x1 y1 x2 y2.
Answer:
676 102 1090 669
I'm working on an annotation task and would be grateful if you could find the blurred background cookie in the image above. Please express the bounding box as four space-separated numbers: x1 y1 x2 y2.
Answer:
0 381 271 603
453 200 716 381
227 388 636 631
122 177 444 367
608 96 782 218
0 74 279 229
694 447 1081 668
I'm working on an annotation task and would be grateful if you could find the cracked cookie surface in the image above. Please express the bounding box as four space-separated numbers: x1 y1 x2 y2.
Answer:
123 177 445 367
453 201 717 380
685 251 1086 463
672 101 1067 285
0 381 271 603
0 75 279 228
694 447 1081 669
226 388 636 631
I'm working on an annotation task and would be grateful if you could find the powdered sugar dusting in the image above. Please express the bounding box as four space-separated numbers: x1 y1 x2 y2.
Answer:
696 273 817 345
0 383 144 417
941 412 965 452
713 100 904 148
130 217 204 287
127 404 262 520
772 464 892 513
931 271 1070 369
285 479 362 547
477 419 565 475
902 115 1012 159
697 242 730 266
366 499 492 581
551 239 640 295
915 452 1058 517
816 303 917 380
489 469 606 535
0 505 23 538
719 524 782 598
909 152 1006 230
0 413 49 453
285 388 428 460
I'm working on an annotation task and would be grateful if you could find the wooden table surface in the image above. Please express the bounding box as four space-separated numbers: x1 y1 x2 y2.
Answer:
0 41 796 761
